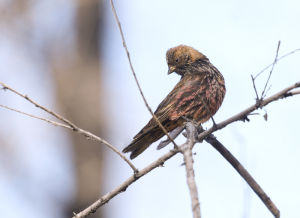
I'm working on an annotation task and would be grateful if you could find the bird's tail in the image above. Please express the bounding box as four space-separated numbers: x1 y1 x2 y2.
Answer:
123 126 165 159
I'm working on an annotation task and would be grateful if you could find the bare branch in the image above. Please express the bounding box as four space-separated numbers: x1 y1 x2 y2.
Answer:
109 0 178 148
251 42 300 104
288 89 300 96
0 82 137 173
3 77 296 218
196 81 300 142
73 147 179 218
261 41 281 98
254 46 300 80
158 122 281 217
0 81 77 129
180 123 201 218
74 81 299 217
0 104 71 129
251 74 259 100
205 134 280 218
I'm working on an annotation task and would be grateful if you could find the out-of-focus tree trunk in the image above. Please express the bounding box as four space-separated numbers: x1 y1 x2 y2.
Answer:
0 0 107 216
51 1 106 217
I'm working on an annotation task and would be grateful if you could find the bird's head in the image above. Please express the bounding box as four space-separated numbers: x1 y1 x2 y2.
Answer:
166 45 207 76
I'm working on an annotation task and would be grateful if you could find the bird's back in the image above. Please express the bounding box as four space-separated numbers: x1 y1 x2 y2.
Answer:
123 45 226 159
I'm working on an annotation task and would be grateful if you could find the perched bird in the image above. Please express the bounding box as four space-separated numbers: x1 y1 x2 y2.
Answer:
123 45 226 159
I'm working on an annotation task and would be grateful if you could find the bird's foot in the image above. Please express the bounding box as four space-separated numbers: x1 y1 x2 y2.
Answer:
196 124 205 142
181 116 199 126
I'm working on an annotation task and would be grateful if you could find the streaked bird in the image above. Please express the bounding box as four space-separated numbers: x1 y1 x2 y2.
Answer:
123 45 226 159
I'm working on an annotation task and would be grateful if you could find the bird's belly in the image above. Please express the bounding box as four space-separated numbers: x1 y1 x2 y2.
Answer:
193 85 225 124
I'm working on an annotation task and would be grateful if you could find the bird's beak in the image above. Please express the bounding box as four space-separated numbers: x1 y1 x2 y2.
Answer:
168 66 176 75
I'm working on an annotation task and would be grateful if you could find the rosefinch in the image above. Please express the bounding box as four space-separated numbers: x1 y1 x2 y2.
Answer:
123 45 226 159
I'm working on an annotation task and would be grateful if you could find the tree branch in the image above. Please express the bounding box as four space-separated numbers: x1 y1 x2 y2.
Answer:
196 81 300 143
73 147 179 218
0 82 137 173
109 0 178 148
73 123 201 218
73 81 299 217
205 134 280 218
0 104 71 129
261 41 281 99
254 47 300 80
180 123 201 218
251 43 300 102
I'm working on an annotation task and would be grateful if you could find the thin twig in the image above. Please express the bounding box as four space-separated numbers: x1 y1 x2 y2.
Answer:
0 82 137 173
109 0 178 148
251 42 300 102
0 81 77 129
251 74 259 100
73 81 299 217
160 123 280 217
0 104 71 129
196 81 300 143
205 134 280 218
254 46 300 80
180 123 201 218
261 41 281 98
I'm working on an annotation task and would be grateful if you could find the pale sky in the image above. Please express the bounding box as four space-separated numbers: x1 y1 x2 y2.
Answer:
103 1 300 218
0 0 300 218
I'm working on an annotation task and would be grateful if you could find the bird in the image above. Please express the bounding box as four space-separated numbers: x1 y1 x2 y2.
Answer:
123 45 226 159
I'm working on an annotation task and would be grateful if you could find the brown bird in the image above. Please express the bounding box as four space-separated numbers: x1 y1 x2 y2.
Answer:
123 45 226 159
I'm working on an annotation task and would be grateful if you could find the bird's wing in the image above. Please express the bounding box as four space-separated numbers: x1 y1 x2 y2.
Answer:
133 74 205 138
168 74 207 121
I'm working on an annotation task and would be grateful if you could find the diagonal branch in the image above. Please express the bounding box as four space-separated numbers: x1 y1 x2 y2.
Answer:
73 122 201 218
251 74 260 101
109 0 178 148
196 81 300 142
73 81 300 217
72 147 179 218
0 104 71 129
205 134 280 218
0 82 137 173
289 90 300 96
0 81 76 129
251 43 300 101
254 47 300 80
261 41 281 98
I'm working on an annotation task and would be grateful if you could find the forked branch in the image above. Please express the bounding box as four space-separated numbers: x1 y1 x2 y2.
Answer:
0 82 137 173
72 81 300 218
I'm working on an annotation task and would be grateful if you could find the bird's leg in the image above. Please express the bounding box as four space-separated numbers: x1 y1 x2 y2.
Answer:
195 124 205 142
181 116 194 138
181 116 192 123
181 116 199 126
181 116 203 142
196 124 204 134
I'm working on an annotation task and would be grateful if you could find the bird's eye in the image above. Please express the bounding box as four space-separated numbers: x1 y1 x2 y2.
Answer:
175 59 179 63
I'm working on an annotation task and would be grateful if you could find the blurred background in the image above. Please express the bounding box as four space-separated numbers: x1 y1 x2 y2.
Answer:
0 0 299 218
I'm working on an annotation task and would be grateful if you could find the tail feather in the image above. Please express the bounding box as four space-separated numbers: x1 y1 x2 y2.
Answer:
123 127 165 159
123 118 185 159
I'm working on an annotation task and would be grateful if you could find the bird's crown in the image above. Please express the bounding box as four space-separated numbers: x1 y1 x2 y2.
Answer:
166 45 207 75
